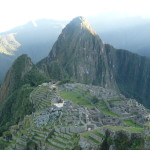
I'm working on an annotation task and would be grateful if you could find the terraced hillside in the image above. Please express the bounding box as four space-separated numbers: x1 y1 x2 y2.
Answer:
1 82 150 150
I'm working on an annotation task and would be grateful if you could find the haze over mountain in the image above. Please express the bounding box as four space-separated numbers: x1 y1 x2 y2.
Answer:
0 16 150 150
88 14 150 57
0 19 66 83
0 15 150 84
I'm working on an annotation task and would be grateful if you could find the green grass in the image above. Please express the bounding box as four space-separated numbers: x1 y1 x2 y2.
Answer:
93 131 105 138
103 126 144 133
102 110 119 117
146 136 150 141
81 131 89 137
51 137 66 146
60 88 107 109
55 135 68 141
46 140 64 150
60 91 89 105
83 103 94 107
81 129 105 140
124 120 142 128
145 122 150 127
88 136 99 144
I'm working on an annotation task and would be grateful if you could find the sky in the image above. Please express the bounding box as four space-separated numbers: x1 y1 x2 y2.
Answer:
1 0 150 32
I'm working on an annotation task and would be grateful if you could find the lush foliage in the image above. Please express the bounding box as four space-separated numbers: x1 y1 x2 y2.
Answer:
0 84 34 135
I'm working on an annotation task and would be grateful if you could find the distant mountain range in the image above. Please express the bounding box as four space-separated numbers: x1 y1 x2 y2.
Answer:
0 19 67 83
88 14 150 57
98 22 150 57
0 16 150 84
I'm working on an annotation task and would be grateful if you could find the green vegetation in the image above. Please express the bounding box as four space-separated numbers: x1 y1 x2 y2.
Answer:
0 84 35 135
103 126 144 133
100 131 113 150
91 96 99 104
58 79 73 85
2 131 12 141
81 129 105 144
0 55 50 135
102 110 119 117
0 137 9 150
60 88 105 108
46 61 69 80
114 132 144 150
100 130 145 150
60 91 89 105
124 120 142 128
23 66 49 86
145 122 150 127
26 141 38 150
146 136 150 141
88 136 99 144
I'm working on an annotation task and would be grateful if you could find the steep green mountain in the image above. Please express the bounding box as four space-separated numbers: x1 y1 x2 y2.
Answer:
0 54 14 83
0 54 33 103
38 16 150 108
0 54 49 134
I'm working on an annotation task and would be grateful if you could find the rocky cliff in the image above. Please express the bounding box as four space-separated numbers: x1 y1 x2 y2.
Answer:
105 44 150 107
38 17 117 90
38 16 150 108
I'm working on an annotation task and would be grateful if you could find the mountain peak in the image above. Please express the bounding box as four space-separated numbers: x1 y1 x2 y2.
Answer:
39 16 116 89
67 16 96 35
70 16 86 24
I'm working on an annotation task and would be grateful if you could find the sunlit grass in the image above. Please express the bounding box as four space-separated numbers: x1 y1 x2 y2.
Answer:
103 126 144 133
102 110 119 117
145 122 150 127
60 91 88 105
124 120 142 128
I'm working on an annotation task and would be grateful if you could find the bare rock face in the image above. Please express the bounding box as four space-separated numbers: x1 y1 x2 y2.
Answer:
38 16 150 108
38 17 117 90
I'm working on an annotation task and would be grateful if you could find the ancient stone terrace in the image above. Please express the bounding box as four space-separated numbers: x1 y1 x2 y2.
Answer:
3 82 150 150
